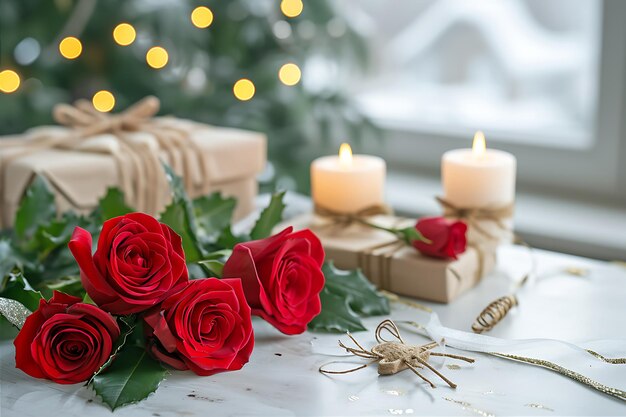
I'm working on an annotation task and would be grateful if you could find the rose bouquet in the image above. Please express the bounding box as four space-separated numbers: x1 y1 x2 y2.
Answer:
0 166 390 409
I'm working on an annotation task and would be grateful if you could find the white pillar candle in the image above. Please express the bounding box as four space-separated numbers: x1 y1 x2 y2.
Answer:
442 132 516 208
311 143 386 213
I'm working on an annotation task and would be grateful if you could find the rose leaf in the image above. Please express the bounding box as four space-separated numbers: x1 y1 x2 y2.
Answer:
250 190 286 240
14 175 56 241
91 345 167 410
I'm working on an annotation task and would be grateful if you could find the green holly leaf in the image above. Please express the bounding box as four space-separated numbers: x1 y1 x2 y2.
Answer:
94 188 133 221
160 164 203 262
308 287 367 333
250 191 286 240
89 315 137 383
216 226 247 250
160 202 202 262
197 260 224 278
0 271 43 312
0 239 22 279
14 175 56 241
193 193 236 242
308 262 389 333
91 345 167 410
323 262 390 317
27 211 90 257
45 275 84 298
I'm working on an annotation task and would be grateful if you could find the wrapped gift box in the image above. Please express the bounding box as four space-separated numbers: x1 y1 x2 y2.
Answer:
0 116 266 228
280 214 497 303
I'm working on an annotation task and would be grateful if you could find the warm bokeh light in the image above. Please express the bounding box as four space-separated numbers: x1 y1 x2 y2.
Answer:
473 131 486 157
146 46 169 69
59 36 82 59
0 70 21 93
278 63 301 86
113 23 136 46
280 0 303 18
92 90 116 112
191 6 214 28
339 143 353 167
233 78 255 101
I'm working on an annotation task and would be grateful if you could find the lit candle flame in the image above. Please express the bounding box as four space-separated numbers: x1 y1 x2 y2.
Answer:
339 143 353 167
472 131 486 157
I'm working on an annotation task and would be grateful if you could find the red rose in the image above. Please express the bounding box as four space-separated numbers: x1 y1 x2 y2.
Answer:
69 213 188 315
14 291 120 384
143 278 253 376
222 227 325 335
412 217 467 260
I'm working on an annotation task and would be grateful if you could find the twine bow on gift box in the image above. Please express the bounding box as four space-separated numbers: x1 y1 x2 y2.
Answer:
436 196 514 242
0 96 209 224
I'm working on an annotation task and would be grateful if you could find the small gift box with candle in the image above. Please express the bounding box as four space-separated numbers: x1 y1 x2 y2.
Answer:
441 131 517 245
280 138 513 303
0 97 267 228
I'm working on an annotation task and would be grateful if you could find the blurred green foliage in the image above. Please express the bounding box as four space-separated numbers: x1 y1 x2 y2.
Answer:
0 0 378 192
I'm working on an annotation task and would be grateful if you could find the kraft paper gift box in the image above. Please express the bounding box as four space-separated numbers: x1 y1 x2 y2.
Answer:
280 214 497 303
0 115 266 228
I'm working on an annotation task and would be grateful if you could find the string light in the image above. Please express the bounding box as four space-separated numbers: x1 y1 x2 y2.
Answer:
113 23 136 46
233 79 255 101
146 46 168 69
191 6 214 28
278 63 301 86
280 0 303 18
59 36 82 59
0 70 20 93
92 90 115 112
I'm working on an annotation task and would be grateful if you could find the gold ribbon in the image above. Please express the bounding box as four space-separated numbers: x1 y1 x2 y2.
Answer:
0 96 209 226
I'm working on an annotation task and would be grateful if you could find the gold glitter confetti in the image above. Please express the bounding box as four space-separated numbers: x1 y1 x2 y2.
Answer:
564 266 590 276
443 397 495 417
446 364 462 370
0 297 31 329
525 403 554 412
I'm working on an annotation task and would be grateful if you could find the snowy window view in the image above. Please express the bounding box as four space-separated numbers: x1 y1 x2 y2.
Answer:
345 0 602 147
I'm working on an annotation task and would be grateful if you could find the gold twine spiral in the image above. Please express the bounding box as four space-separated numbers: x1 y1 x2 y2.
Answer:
471 295 518 334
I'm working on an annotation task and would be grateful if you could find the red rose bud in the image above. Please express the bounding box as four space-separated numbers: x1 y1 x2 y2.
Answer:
412 217 468 260
14 291 120 384
222 227 325 335
143 278 254 376
68 212 188 315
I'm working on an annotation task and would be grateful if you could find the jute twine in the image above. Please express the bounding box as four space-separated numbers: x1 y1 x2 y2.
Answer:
319 319 474 389
0 96 209 225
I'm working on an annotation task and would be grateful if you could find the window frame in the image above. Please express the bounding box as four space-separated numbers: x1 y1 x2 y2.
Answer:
357 0 626 205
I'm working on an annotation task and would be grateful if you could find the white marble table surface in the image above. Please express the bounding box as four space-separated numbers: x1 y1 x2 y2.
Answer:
1 244 626 417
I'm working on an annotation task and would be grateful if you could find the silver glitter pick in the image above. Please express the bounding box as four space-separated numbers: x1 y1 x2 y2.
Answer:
0 297 31 329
